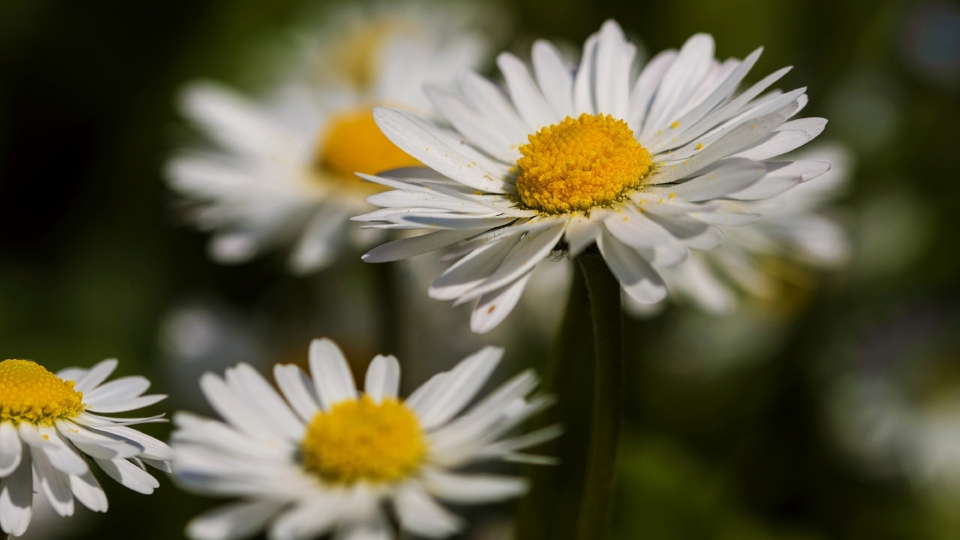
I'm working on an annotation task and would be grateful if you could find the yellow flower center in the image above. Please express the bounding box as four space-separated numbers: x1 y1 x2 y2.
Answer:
301 395 426 485
0 360 84 424
516 113 652 214
316 109 423 192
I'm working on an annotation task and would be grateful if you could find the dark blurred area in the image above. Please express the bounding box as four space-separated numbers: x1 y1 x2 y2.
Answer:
1 0 959 539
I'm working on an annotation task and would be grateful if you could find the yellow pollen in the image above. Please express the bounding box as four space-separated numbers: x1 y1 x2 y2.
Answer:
316 108 422 191
0 360 84 424
515 114 652 214
301 395 426 485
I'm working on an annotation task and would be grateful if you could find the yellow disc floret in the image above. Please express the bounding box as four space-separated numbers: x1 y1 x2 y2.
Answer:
301 395 426 485
516 113 652 214
317 109 422 188
0 360 84 424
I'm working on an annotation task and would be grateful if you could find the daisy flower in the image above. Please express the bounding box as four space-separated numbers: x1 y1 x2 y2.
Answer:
355 20 831 333
173 338 555 540
0 358 172 536
166 0 493 274
633 143 853 315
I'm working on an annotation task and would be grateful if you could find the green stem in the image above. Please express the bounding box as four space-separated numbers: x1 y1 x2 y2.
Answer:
576 252 624 540
516 264 593 540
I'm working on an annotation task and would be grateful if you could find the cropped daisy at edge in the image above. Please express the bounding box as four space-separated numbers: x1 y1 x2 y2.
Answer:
354 19 830 333
166 0 495 274
0 358 172 536
172 338 556 540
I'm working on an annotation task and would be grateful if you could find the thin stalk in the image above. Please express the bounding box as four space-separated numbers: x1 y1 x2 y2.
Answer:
516 264 593 540
576 252 624 540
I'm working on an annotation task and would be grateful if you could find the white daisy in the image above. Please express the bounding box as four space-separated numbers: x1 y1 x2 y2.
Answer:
173 338 556 540
166 0 493 274
0 358 173 536
632 143 853 315
354 20 831 333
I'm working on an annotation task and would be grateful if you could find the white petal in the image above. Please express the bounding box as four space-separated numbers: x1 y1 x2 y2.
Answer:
665 254 736 314
645 213 723 250
199 373 287 440
733 118 827 161
425 86 518 163
574 33 600 115
455 220 566 302
0 423 22 477
25 425 88 476
593 20 633 118
626 50 677 134
429 236 522 301
645 47 763 151
646 104 796 185
225 364 304 441
267 494 342 540
0 449 32 536
309 338 358 409
90 424 174 461
423 469 527 503
187 500 286 540
458 70 529 145
334 523 391 540
364 355 401 403
564 214 601 256
532 40 574 119
273 364 320 422
83 376 150 408
273 364 321 423
288 206 349 275
70 470 108 513
393 484 462 539
470 271 533 334
373 108 510 194
56 367 87 382
597 229 668 304
73 359 118 393
412 347 504 430
94 457 159 494
55 421 142 460
86 394 167 413
362 229 477 263
498 52 557 129
661 158 767 202
603 210 687 267
641 33 715 138
31 445 74 516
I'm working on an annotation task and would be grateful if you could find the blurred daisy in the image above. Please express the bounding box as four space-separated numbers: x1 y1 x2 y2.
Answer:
167 0 493 274
355 20 829 333
631 143 853 315
173 338 555 540
0 359 172 536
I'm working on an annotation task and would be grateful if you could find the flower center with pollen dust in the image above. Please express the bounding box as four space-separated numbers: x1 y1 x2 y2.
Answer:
516 113 652 214
301 395 427 485
0 360 84 424
317 109 422 191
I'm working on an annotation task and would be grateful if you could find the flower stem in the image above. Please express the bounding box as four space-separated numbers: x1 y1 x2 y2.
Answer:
515 264 593 540
576 251 624 540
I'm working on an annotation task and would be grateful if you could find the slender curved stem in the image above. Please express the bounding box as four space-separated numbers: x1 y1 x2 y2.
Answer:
516 264 592 540
576 252 624 540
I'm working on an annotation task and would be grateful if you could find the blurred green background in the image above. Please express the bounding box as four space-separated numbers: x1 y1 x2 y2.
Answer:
1 0 959 538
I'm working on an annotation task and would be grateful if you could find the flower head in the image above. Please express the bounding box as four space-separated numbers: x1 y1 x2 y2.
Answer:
173 338 555 540
0 358 172 536
166 0 494 274
355 20 831 333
